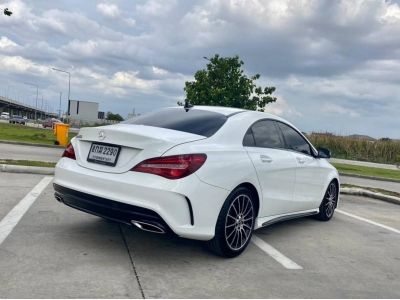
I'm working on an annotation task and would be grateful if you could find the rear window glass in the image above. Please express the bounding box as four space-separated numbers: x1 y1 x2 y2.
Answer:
123 108 227 137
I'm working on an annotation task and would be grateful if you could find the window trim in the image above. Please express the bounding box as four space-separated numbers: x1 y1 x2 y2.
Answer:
242 118 318 157
243 119 285 149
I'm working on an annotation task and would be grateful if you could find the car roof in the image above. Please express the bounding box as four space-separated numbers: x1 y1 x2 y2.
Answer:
165 105 287 123
188 105 286 121
190 105 246 116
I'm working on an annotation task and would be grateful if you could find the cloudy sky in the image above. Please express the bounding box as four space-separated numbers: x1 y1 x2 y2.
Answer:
1 0 399 138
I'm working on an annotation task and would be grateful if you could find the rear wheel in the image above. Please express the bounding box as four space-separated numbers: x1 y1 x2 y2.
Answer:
315 181 338 221
208 187 255 258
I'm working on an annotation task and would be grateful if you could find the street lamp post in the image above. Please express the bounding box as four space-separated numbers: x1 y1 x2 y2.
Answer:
59 92 62 119
52 68 71 111
23 83 39 122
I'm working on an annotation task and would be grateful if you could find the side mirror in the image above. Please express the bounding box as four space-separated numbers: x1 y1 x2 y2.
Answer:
317 147 331 159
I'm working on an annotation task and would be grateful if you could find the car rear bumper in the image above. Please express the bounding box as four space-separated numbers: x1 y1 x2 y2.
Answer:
54 158 230 240
54 183 173 234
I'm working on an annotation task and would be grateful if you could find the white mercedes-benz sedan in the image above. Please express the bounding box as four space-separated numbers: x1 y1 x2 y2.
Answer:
54 106 339 257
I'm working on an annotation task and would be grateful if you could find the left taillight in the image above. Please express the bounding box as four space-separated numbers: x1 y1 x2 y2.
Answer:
62 142 76 160
131 154 207 180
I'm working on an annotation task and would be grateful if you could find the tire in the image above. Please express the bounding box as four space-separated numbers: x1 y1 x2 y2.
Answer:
207 187 256 258
314 181 338 221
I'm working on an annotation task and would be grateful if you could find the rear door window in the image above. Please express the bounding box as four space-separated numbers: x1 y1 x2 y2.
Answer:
243 120 284 149
123 108 227 137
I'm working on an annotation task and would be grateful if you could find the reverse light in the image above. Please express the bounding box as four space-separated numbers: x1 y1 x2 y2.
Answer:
131 154 207 179
62 142 76 160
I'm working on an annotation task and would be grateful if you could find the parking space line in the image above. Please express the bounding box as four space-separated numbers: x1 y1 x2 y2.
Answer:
0 176 53 246
336 209 400 234
251 235 303 270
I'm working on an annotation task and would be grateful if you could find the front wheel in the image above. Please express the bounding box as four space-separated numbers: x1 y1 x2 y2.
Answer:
208 187 255 258
315 181 338 221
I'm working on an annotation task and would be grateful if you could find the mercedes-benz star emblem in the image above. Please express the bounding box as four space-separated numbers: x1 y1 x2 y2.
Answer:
98 131 106 140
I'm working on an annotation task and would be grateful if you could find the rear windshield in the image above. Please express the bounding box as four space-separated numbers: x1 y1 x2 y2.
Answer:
123 108 227 137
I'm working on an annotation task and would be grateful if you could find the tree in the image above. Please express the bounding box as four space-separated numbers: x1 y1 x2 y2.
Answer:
106 111 124 121
183 54 277 111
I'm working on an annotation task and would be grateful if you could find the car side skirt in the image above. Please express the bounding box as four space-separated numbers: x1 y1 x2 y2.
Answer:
255 208 319 229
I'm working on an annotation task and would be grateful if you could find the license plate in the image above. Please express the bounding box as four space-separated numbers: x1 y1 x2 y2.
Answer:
87 143 121 166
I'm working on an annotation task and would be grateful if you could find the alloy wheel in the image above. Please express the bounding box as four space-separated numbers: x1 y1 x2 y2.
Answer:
325 183 337 218
224 194 254 251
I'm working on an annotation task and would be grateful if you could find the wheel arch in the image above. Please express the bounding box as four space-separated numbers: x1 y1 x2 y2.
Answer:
234 182 260 217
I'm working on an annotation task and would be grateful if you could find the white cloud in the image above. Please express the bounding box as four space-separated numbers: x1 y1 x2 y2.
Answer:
152 66 168 75
97 3 121 18
0 36 20 52
124 18 136 27
322 103 360 118
265 96 302 118
136 0 177 16
0 55 49 75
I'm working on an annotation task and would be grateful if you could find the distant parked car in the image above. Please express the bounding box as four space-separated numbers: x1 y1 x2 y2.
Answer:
9 115 26 125
0 112 10 120
42 118 62 128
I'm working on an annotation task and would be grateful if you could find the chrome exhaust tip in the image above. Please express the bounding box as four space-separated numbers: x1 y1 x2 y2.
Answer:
55 194 63 202
131 220 165 234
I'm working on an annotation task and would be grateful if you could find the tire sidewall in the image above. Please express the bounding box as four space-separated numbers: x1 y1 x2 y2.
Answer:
318 181 338 221
214 187 255 257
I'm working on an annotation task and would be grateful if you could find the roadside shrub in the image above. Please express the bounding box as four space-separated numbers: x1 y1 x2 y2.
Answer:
308 133 400 164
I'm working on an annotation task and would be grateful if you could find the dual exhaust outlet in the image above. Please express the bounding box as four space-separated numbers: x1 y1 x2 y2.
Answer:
55 193 166 234
131 220 166 234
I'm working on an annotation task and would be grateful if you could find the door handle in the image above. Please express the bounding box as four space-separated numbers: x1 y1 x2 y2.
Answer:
260 155 273 163
296 157 306 164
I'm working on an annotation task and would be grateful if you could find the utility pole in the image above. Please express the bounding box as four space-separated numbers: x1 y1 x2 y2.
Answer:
41 95 44 120
35 87 38 122
59 92 62 119
52 67 71 116
23 83 39 122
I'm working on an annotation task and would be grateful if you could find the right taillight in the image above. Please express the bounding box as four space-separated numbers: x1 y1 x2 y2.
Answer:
131 154 207 179
62 142 76 160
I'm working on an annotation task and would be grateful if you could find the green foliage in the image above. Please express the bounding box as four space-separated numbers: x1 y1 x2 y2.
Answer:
0 159 56 168
333 163 400 181
183 54 277 111
308 133 400 164
106 111 124 121
0 122 76 146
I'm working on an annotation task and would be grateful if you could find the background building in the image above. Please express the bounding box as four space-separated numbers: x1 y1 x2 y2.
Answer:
68 99 99 124
67 99 119 126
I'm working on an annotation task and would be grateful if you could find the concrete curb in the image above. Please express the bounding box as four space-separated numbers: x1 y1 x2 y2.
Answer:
339 172 400 183
340 187 400 205
0 140 62 149
0 164 55 175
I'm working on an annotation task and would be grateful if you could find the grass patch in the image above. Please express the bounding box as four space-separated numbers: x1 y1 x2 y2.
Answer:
333 162 400 181
0 159 56 168
341 183 400 198
0 122 76 145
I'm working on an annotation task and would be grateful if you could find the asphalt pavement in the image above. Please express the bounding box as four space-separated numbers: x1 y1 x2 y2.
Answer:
0 142 63 162
0 173 399 298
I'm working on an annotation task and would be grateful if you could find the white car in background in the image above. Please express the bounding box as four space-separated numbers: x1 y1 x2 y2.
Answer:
54 106 339 257
0 112 10 120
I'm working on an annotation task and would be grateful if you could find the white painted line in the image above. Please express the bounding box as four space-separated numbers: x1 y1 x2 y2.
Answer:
336 209 400 235
251 235 303 270
0 176 53 246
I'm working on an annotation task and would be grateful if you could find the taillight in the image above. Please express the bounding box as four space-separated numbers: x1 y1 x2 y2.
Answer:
131 154 207 179
62 142 76 160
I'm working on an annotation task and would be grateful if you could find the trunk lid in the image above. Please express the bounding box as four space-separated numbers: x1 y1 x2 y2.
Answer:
73 124 206 174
